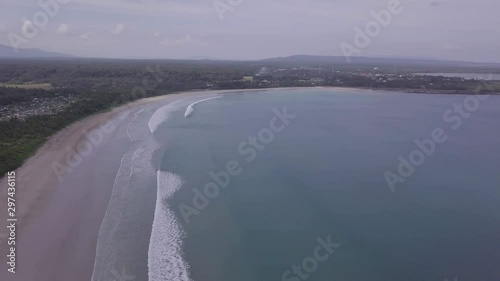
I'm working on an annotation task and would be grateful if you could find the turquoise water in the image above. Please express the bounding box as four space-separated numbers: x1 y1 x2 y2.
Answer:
110 88 500 281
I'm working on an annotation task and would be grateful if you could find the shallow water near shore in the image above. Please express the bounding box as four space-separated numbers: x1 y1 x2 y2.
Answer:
97 88 500 281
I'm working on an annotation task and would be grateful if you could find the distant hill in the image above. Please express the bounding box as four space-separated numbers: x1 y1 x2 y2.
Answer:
0 47 498 69
261 55 500 68
0 44 73 58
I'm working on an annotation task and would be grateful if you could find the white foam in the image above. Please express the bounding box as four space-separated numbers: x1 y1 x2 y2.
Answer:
91 104 160 281
91 143 136 281
148 98 191 133
184 106 194 118
148 171 191 281
184 96 222 118
148 95 223 132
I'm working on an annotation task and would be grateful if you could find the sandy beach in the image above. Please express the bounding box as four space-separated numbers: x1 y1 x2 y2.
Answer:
0 89 219 281
1 86 498 280
0 86 366 281
0 87 299 281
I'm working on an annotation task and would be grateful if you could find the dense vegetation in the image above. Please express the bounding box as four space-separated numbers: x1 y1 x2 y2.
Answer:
0 89 155 174
0 58 499 176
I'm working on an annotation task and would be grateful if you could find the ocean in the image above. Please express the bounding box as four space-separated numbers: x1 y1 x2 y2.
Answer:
92 88 500 281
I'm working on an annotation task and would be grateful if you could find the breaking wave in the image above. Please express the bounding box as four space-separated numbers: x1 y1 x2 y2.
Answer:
148 171 191 281
184 96 222 118
148 99 190 133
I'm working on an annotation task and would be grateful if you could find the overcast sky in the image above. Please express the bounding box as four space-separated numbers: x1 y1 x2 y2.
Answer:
0 0 498 62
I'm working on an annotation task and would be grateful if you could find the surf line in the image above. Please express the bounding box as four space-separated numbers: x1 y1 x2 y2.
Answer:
184 96 222 118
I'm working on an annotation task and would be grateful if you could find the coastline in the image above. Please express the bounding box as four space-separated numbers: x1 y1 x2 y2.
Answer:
0 87 309 281
0 94 172 235
0 86 498 281
0 92 192 281
0 87 298 238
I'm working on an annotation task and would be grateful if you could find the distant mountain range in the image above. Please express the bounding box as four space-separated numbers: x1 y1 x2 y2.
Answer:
0 44 72 58
0 44 499 68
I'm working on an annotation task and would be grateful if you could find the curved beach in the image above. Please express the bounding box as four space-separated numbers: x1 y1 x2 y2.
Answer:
1 87 500 281
0 87 316 281
0 90 220 281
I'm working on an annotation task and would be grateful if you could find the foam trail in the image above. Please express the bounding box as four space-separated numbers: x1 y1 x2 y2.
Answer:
148 98 192 133
184 96 222 118
148 171 191 281
91 144 136 281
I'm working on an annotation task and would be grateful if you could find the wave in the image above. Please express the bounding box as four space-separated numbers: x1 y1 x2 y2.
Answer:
184 96 222 118
91 142 140 281
148 95 223 132
148 98 192 133
91 106 160 281
148 171 191 281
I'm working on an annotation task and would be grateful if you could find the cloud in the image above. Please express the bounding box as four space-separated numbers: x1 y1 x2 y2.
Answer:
80 32 93 39
2 0 499 62
57 24 69 35
158 35 207 47
111 24 124 35
0 24 6 33
159 35 192 47
21 20 34 34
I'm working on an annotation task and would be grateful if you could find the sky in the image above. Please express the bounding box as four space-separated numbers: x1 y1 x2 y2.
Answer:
0 0 498 62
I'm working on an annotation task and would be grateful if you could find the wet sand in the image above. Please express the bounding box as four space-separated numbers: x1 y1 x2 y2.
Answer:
0 92 205 281
0 87 362 281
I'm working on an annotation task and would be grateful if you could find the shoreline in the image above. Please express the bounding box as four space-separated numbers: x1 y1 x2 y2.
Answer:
0 88 304 281
0 94 174 235
0 92 195 281
0 86 498 280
